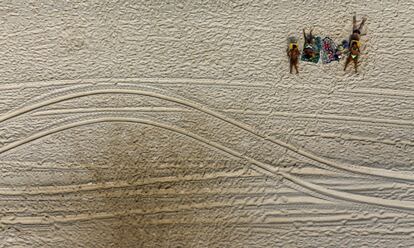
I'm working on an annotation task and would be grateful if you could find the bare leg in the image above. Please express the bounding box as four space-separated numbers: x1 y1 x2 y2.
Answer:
303 29 307 42
344 56 352 71
290 62 293 74
294 63 299 74
310 28 314 42
354 58 358 73
353 15 357 30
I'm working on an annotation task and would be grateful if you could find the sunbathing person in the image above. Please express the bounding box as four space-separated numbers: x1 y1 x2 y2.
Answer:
349 15 367 44
344 40 361 72
345 15 367 72
303 28 315 59
287 43 300 74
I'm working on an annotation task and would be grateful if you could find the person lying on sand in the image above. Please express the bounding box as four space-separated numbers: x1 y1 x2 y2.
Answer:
345 15 367 72
349 15 367 43
287 43 300 74
303 28 315 59
344 40 361 72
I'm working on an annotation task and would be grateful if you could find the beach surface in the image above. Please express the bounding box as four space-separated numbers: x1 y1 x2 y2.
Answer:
0 1 413 247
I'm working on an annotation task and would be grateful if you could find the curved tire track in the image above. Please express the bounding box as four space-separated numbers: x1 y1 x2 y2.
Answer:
0 88 412 181
0 117 413 212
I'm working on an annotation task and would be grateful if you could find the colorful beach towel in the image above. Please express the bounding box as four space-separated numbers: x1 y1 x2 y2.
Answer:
321 37 340 64
301 36 322 63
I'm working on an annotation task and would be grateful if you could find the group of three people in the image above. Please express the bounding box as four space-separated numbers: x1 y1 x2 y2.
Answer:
288 15 367 74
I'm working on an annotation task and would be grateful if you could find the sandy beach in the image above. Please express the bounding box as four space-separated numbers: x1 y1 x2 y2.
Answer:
0 1 413 247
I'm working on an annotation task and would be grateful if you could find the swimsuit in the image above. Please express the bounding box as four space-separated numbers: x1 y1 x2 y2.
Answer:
289 43 298 50
350 40 361 59
350 40 361 48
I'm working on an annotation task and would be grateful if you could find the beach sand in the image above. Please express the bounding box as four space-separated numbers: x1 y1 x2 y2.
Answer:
0 1 413 247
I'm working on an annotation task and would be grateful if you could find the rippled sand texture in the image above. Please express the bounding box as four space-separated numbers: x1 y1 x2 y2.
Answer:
1 1 414 247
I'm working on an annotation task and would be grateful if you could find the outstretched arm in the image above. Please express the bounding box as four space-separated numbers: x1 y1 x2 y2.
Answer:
358 17 367 31
309 28 314 41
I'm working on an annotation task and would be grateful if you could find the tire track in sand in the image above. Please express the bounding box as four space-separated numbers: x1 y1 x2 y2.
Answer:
0 117 413 212
0 87 412 181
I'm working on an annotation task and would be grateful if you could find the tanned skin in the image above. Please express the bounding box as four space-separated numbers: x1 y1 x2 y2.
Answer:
303 28 315 59
345 15 367 72
287 44 300 74
344 42 360 72
303 28 314 45
349 15 367 43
